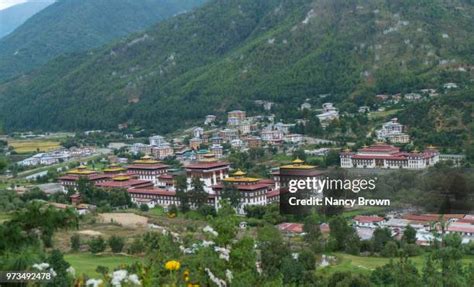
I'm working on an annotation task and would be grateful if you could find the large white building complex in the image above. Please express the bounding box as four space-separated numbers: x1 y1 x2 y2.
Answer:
340 143 439 169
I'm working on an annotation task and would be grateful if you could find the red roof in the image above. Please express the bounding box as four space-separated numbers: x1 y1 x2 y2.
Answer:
353 215 385 223
259 179 275 184
128 188 176 196
96 179 152 188
403 214 439 222
277 222 304 233
267 189 280 198
158 174 174 179
185 161 229 169
447 223 474 233
359 143 400 153
213 183 270 191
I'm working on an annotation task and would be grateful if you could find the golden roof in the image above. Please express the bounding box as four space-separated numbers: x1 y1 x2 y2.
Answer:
133 155 160 164
224 170 260 183
103 166 126 172
233 169 246 176
113 175 130 181
67 164 95 175
292 158 304 164
280 158 315 169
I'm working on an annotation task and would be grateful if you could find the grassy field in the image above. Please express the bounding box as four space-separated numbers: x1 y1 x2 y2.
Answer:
319 253 474 275
368 109 402 120
0 212 12 223
64 253 142 277
342 207 387 218
8 139 61 153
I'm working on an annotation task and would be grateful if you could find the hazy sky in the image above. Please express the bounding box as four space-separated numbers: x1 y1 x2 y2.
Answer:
0 0 28 11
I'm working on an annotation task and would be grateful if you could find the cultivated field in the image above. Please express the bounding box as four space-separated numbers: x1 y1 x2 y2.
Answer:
98 213 148 227
8 139 61 153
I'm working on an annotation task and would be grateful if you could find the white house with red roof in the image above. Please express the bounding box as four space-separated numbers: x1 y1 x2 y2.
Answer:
340 143 439 169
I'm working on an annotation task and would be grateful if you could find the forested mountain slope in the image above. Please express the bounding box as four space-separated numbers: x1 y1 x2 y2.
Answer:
0 0 206 80
0 0 472 133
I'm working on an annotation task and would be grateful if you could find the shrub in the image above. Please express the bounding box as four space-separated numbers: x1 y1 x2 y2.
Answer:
88 236 106 253
108 235 125 253
70 234 80 251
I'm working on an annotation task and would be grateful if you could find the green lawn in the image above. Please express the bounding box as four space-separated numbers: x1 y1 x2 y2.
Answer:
368 109 402 120
64 253 142 277
342 207 387 218
319 253 474 275
0 212 12 223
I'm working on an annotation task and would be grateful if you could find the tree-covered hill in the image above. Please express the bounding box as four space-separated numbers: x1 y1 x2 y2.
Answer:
0 0 472 133
0 0 207 80
0 0 54 39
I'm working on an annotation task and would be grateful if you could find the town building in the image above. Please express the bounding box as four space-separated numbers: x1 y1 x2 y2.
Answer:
244 136 262 149
189 137 203 150
125 155 169 185
149 135 167 147
58 165 110 191
127 188 179 209
353 215 385 228
96 174 154 190
317 103 339 123
376 118 410 143
261 129 284 144
184 160 230 194
151 144 174 159
219 128 238 142
212 170 272 214
284 134 303 144
204 115 216 125
193 127 204 138
340 143 439 169
210 144 224 158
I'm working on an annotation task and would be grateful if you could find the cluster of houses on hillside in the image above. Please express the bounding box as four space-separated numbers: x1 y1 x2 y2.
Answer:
352 213 474 245
277 213 474 245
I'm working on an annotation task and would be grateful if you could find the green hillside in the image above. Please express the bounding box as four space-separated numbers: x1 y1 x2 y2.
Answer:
0 0 472 134
0 0 206 80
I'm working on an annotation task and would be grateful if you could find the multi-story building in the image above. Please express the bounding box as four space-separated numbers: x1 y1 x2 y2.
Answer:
96 174 154 190
376 118 410 143
340 143 439 169
210 144 224 158
126 155 169 185
212 170 272 214
219 128 238 142
189 137 203 150
131 143 152 155
58 165 111 191
149 135 167 147
151 144 174 159
228 110 246 121
127 188 179 209
184 160 230 194
205 115 216 125
261 129 284 143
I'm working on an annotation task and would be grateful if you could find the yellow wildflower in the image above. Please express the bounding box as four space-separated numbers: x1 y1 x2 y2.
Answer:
164 260 181 271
